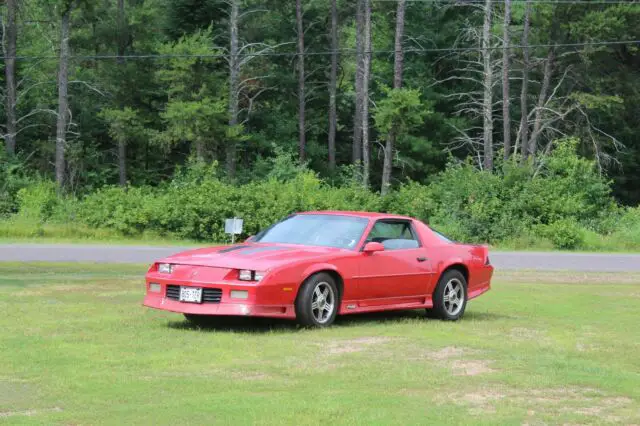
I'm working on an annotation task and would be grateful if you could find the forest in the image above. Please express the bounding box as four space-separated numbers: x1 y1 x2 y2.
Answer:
1 0 640 250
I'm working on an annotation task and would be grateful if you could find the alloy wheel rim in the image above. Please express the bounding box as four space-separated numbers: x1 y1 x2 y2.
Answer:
443 278 464 316
311 282 335 324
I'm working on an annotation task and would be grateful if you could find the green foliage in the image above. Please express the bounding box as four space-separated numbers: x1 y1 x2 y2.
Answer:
72 166 382 241
537 219 586 250
0 154 33 217
99 107 146 146
386 138 619 249
3 137 630 251
155 28 219 98
3 0 640 249
251 146 308 182
157 98 227 151
373 87 430 135
154 28 227 158
15 180 59 222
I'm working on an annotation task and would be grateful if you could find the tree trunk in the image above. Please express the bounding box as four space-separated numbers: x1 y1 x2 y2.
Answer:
327 0 338 170
296 0 306 162
4 0 18 156
227 0 240 178
381 0 406 195
352 0 364 165
117 0 127 186
56 6 73 189
361 0 372 188
502 0 511 161
529 12 558 157
481 0 493 171
195 139 205 161
519 0 531 161
529 47 555 155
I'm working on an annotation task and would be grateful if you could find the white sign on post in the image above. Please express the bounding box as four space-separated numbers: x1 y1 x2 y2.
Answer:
224 217 243 244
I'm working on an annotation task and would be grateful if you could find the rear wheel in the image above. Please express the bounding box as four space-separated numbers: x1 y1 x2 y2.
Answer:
295 273 339 327
427 269 468 321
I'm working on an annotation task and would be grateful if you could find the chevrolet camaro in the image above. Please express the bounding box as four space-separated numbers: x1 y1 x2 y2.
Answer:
143 211 493 327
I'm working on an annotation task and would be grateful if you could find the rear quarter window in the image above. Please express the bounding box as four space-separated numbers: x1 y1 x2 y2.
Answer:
433 230 454 243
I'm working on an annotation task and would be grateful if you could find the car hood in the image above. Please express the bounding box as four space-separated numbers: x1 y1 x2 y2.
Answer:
157 243 343 270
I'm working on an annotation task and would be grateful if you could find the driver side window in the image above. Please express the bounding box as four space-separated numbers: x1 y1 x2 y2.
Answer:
366 220 420 250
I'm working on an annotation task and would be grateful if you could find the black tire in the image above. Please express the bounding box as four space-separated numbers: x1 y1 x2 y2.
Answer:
427 269 468 321
295 272 340 327
183 313 217 327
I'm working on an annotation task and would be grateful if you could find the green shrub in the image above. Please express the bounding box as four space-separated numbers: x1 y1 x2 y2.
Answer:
71 170 382 241
603 206 640 251
538 219 586 250
0 154 34 217
15 180 59 222
1 138 635 251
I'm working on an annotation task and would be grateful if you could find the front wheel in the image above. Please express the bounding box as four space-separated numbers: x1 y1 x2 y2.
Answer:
295 273 339 327
427 269 468 321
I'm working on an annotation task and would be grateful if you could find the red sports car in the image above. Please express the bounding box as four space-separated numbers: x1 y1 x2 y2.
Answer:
144 211 493 327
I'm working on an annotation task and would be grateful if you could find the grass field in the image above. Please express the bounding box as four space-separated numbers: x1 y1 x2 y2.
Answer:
1 264 639 425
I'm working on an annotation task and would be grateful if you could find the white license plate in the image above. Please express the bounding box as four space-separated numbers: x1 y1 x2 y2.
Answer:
179 286 202 303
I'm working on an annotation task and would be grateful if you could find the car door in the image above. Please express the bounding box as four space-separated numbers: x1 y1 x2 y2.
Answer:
355 219 434 306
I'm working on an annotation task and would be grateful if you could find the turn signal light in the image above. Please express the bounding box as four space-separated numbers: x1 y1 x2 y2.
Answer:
230 290 249 299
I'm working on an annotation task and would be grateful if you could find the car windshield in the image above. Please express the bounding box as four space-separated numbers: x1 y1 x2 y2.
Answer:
254 214 369 249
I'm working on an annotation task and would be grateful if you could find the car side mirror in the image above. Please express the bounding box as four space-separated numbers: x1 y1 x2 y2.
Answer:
363 241 384 254
245 235 255 242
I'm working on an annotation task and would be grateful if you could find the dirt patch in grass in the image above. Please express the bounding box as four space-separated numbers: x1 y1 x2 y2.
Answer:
140 369 272 381
427 346 467 360
0 407 63 418
0 381 40 406
509 327 548 341
446 386 634 420
494 270 640 285
463 389 506 414
596 290 640 298
406 345 480 361
451 360 495 376
325 337 394 355
406 346 495 377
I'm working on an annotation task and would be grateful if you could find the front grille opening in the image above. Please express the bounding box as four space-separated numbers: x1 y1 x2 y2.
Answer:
166 285 223 303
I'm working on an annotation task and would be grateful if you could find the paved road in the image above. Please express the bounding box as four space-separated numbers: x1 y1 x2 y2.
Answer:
1 244 640 272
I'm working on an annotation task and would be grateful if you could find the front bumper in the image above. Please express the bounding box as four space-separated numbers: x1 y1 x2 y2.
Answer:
143 268 296 319
143 293 295 318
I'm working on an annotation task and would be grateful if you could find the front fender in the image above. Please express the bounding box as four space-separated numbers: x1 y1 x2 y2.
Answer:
301 263 340 282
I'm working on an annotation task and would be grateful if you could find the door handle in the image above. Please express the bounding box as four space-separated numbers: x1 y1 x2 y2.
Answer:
417 257 427 262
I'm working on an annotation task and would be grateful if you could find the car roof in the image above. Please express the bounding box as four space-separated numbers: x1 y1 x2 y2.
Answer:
297 210 415 221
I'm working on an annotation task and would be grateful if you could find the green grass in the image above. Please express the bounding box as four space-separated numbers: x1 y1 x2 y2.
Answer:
0 220 209 246
495 230 640 253
1 264 640 425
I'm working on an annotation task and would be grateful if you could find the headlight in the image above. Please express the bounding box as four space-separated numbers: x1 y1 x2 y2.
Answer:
239 269 253 281
158 263 172 274
238 270 267 281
